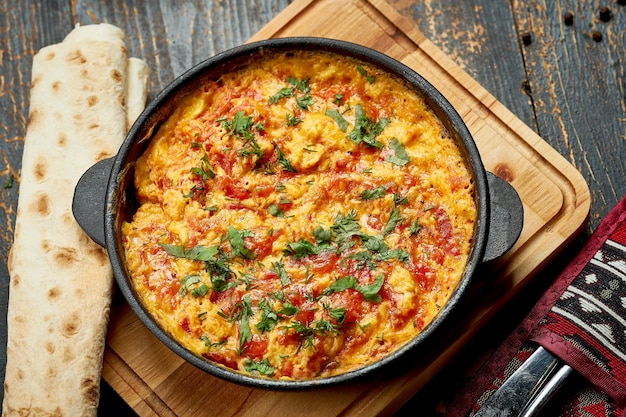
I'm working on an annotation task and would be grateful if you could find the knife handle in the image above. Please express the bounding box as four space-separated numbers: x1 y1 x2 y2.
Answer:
519 363 574 417
473 346 567 417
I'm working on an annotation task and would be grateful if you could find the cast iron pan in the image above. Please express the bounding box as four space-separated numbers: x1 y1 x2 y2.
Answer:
73 37 524 389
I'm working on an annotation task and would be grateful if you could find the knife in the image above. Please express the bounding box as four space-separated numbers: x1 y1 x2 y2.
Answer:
473 346 574 417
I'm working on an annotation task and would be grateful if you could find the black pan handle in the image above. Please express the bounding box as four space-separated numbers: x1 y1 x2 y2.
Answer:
482 171 524 262
72 157 114 247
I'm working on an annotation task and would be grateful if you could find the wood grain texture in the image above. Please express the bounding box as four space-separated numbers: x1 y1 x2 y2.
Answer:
71 0 295 97
388 0 537 130
511 0 626 230
0 0 623 415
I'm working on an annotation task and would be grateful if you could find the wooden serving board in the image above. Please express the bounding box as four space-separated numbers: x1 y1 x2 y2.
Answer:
101 0 591 415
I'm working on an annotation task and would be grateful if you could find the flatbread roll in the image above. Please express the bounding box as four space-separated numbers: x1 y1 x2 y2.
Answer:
2 23 148 417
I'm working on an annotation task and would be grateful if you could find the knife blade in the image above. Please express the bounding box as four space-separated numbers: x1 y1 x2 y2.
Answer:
473 346 571 417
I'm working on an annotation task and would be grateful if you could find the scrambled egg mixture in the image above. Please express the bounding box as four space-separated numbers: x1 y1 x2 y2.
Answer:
122 50 476 380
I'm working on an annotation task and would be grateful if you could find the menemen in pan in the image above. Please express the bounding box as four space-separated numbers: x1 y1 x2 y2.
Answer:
122 50 476 380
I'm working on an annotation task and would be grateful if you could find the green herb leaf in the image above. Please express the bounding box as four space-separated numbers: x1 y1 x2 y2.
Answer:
381 207 400 236
275 145 297 173
256 300 279 333
200 335 227 351
190 142 217 180
160 244 219 262
358 274 384 303
296 93 315 110
227 226 256 260
347 104 389 149
245 358 275 376
277 301 300 316
324 274 384 303
360 185 387 200
313 226 332 244
409 219 422 237
286 112 303 127
237 295 254 355
179 275 202 296
326 275 359 294
328 306 347 324
269 87 294 104
222 111 264 160
288 77 311 93
191 283 209 298
283 239 319 259
385 137 410 166
357 65 375 84
330 209 365 250
325 109 348 132
270 260 291 287
268 203 285 218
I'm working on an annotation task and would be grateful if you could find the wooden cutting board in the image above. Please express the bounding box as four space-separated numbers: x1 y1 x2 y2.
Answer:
101 0 591 415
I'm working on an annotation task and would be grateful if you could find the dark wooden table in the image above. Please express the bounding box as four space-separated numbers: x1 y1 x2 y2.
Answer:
1 0 624 415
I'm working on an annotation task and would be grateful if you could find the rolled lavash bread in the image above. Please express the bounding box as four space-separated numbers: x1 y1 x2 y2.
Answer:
2 23 148 417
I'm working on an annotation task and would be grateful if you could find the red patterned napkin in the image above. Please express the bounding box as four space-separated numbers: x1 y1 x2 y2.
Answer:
445 194 626 417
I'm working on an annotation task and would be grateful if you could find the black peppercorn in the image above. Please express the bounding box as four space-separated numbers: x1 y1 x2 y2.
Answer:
521 31 532 45
599 6 613 21
591 30 603 42
564 12 574 25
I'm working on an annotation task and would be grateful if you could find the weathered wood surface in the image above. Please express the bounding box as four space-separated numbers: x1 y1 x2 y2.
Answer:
0 0 623 415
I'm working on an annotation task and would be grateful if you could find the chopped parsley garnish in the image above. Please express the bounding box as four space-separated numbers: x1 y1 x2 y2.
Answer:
322 274 385 304
360 185 387 200
347 104 389 149
394 193 409 206
181 280 209 297
268 87 294 104
357 65 375 84
160 243 219 261
283 239 322 259
245 358 275 376
385 137 410 166
296 94 315 110
286 112 303 126
256 299 279 333
326 305 347 324
268 203 285 217
357 274 385 303
409 219 423 237
200 335 227 351
313 226 332 244
330 209 365 250
237 295 254 354
275 145 297 173
288 76 310 93
190 142 216 181
333 93 344 106
381 207 401 236
277 301 300 316
270 260 291 287
325 109 348 132
221 111 264 160
269 77 311 106
179 275 202 296
227 226 256 260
